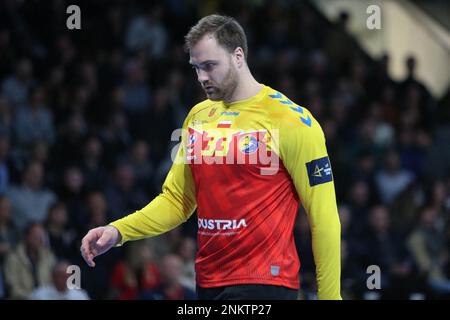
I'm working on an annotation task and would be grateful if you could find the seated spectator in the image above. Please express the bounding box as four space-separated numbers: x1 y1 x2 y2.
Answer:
119 59 151 138
51 113 88 168
1 58 34 108
29 260 89 300
110 241 160 300
0 195 19 258
80 136 107 190
124 139 154 192
338 204 359 299
139 254 195 300
175 237 196 292
77 191 122 300
14 86 55 150
4 222 56 299
45 202 78 263
294 211 315 300
407 206 450 298
121 59 151 115
353 206 420 299
6 161 56 231
0 133 12 195
104 162 149 221
375 149 415 205
346 180 372 237
99 110 132 169
57 166 85 232
0 95 13 138
80 191 110 232
125 5 168 60
0 195 19 298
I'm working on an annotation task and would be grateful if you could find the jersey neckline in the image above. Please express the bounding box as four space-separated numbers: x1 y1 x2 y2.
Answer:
221 84 268 108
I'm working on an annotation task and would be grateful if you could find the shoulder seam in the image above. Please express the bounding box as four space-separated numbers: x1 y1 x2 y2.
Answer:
189 101 221 119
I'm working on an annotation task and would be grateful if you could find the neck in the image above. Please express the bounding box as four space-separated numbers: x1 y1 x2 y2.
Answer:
224 68 262 103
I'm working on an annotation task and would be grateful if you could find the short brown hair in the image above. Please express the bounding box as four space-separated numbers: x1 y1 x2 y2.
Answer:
184 14 248 60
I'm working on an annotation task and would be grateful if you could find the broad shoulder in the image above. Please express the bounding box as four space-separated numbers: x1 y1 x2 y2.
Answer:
262 86 317 131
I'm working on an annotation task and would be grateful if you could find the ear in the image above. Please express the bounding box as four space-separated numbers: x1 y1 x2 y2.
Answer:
234 47 245 68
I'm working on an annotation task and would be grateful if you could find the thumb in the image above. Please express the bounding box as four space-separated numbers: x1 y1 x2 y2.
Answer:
96 230 110 247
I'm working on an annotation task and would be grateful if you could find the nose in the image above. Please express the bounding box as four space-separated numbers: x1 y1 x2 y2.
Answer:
197 69 209 83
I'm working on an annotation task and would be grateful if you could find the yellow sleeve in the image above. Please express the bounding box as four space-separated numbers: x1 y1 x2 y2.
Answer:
109 120 197 245
278 108 341 300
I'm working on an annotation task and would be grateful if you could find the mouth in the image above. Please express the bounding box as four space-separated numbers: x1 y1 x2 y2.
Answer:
204 86 215 94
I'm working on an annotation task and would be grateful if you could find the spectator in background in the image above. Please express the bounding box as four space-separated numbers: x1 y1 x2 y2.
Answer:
29 260 90 300
44 65 66 124
346 180 372 237
375 149 415 205
77 191 122 300
110 241 160 300
120 59 151 137
378 84 399 127
397 127 429 178
139 254 195 300
355 206 418 299
365 102 395 148
123 139 154 193
51 113 88 167
0 196 19 258
338 204 358 299
0 95 12 137
125 5 168 60
14 86 55 150
147 87 176 161
100 110 132 169
428 181 449 215
4 222 56 299
81 191 109 233
145 227 182 263
0 133 11 194
407 206 450 298
80 135 107 190
324 11 358 75
6 161 56 231
122 59 151 117
399 55 433 116
56 166 85 231
104 162 148 221
165 69 192 127
0 27 14 81
45 202 77 263
294 211 315 300
350 150 378 201
175 237 196 292
78 190 122 300
1 58 34 108
30 140 49 169
0 195 19 298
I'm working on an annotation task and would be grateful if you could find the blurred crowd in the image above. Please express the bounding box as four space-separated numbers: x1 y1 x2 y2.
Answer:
0 0 449 300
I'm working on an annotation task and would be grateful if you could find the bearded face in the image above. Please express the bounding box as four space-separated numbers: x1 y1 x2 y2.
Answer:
189 35 240 102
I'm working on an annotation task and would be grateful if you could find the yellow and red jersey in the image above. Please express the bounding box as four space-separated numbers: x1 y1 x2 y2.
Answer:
110 84 341 299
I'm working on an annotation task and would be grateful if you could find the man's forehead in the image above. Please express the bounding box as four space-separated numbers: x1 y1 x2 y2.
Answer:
189 34 228 64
